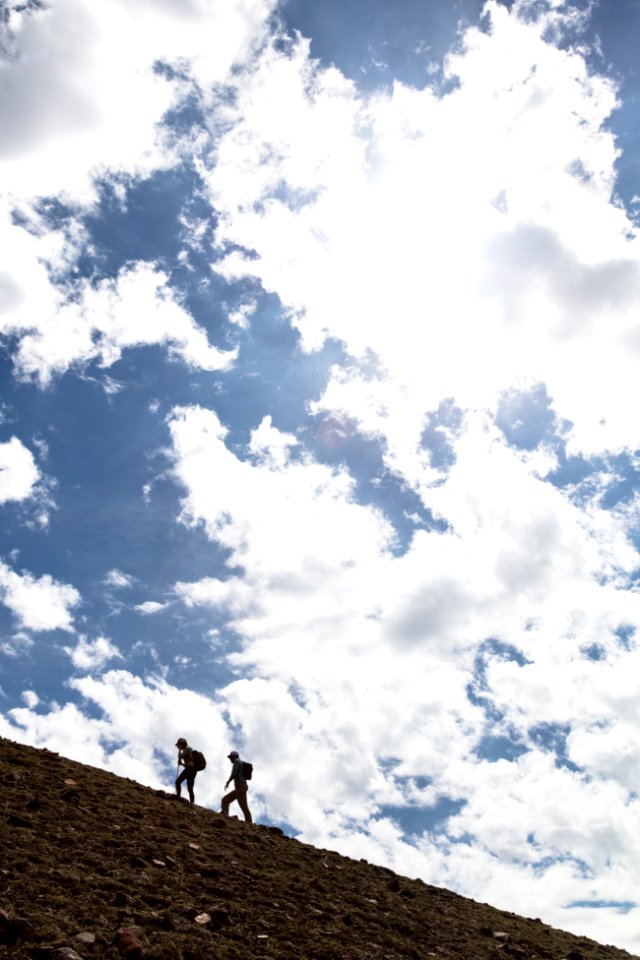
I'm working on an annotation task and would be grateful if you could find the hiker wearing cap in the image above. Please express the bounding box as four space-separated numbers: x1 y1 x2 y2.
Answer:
221 750 252 823
175 737 197 805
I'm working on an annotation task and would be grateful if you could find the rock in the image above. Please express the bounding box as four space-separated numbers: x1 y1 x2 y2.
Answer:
73 931 96 945
50 949 84 960
194 913 211 925
113 927 143 959
212 819 227 829
493 931 510 941
266 826 284 836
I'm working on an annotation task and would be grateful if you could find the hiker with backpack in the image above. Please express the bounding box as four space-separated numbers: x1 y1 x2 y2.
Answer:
221 750 253 823
174 737 206 805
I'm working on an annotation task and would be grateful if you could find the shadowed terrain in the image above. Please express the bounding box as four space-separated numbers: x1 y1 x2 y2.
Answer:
0 737 636 960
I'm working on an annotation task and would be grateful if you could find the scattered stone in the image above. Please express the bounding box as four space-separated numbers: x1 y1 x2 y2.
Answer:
63 779 77 786
212 819 227 829
493 932 510 941
266 826 284 836
188 843 200 850
194 913 211 925
165 855 177 867
113 927 143 959
73 931 96 945
50 949 83 960
151 859 165 867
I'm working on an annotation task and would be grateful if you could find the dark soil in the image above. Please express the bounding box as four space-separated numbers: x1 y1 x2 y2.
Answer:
1 737 636 960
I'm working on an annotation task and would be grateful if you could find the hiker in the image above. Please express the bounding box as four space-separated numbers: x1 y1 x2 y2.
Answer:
221 750 252 823
175 737 197 804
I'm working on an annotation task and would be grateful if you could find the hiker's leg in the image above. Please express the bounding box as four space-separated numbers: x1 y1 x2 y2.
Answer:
186 771 196 804
221 788 237 815
237 786 252 823
175 768 188 797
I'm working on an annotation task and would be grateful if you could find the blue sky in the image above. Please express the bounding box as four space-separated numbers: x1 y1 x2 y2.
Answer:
2 0 640 950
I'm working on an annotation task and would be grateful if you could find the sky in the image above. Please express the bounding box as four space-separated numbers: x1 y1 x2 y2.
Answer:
1 0 640 949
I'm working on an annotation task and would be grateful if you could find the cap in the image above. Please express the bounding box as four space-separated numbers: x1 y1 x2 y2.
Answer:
227 750 239 759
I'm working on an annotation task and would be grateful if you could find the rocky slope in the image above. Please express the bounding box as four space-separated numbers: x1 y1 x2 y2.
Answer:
0 736 635 960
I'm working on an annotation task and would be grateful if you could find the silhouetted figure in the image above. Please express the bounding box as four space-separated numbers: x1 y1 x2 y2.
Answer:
175 737 197 804
221 750 252 822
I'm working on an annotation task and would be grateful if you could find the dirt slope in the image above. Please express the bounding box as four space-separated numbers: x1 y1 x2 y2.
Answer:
0 737 635 960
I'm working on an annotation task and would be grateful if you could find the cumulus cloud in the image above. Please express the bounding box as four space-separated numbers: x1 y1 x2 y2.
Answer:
0 0 277 201
63 634 123 671
0 436 40 503
1 262 236 385
204 0 640 461
0 561 80 632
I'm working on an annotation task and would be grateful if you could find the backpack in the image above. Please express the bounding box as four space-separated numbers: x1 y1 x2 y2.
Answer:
191 750 206 771
242 761 253 781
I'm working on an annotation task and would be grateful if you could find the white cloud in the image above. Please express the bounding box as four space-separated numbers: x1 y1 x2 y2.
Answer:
0 0 276 388
0 561 80 632
22 689 39 708
2 261 236 386
63 634 124 671
0 436 40 503
0 0 277 201
0 630 34 657
134 600 169 615
204 0 640 461
103 569 134 589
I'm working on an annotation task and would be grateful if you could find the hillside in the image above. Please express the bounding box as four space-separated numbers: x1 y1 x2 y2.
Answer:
0 737 635 960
